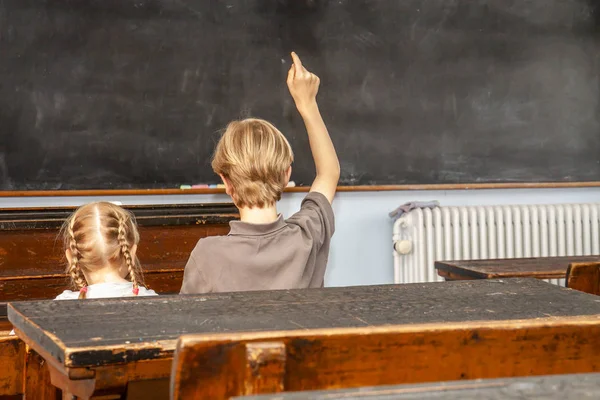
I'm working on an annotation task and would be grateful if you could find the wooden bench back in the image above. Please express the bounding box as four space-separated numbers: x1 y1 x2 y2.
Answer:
170 318 600 399
567 262 600 295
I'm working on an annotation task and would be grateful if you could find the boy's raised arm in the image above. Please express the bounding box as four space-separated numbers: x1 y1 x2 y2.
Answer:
287 52 340 204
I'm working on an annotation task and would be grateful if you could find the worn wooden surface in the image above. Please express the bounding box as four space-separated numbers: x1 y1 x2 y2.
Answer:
435 256 600 280
0 203 237 310
9 278 600 399
235 373 600 399
8 278 600 368
243 342 287 396
567 262 600 295
0 335 25 397
171 317 600 399
25 349 60 400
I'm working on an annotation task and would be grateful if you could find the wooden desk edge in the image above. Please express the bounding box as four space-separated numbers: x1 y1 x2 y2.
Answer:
233 381 509 399
434 262 567 280
176 314 600 348
232 374 600 399
2 181 600 197
9 314 600 369
435 262 488 279
8 304 69 369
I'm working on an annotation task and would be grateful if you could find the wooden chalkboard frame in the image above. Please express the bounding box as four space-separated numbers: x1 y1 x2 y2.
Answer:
1 182 600 197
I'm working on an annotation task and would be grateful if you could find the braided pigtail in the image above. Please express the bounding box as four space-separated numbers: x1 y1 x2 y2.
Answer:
67 217 88 299
118 216 142 295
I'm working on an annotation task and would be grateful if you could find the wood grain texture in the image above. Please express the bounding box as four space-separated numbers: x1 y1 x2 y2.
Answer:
0 335 25 396
2 181 600 197
0 203 237 309
567 262 600 295
244 342 286 396
0 317 12 333
25 349 60 400
8 279 600 369
46 361 95 400
171 318 600 399
234 373 600 399
435 256 600 280
126 378 169 400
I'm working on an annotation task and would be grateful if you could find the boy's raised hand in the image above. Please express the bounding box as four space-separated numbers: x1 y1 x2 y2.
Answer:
285 51 340 204
287 52 320 113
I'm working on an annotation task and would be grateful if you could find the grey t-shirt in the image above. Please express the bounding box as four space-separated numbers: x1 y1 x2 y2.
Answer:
180 192 335 294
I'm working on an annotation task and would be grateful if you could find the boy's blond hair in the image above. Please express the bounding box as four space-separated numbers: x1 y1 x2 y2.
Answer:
212 118 294 208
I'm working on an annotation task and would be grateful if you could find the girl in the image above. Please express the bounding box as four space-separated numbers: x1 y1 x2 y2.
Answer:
56 201 157 299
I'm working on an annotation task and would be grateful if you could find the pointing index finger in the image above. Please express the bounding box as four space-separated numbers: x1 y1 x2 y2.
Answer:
291 52 302 70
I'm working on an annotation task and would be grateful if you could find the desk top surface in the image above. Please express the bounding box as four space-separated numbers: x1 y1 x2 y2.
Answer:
435 256 600 279
8 279 600 368
235 373 600 399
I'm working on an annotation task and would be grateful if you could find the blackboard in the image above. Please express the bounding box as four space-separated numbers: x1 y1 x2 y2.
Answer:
1 0 600 191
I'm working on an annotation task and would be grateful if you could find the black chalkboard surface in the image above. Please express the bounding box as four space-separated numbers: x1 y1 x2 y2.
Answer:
1 0 600 191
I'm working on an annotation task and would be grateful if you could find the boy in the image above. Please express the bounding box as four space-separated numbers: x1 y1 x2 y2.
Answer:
180 52 340 294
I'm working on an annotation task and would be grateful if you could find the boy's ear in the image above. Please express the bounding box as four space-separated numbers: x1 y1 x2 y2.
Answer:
219 174 233 197
285 166 292 184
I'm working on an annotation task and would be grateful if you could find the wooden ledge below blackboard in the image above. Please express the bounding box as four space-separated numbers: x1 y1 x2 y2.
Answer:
1 181 600 197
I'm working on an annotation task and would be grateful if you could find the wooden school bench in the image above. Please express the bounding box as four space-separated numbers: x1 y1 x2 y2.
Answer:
434 256 600 281
234 373 600 399
8 279 600 399
0 202 238 308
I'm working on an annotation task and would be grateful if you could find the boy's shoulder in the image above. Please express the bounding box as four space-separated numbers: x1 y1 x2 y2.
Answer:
193 234 228 248
287 191 335 234
189 235 232 261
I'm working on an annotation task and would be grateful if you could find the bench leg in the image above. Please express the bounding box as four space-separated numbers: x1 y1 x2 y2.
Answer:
25 348 60 400
47 363 96 400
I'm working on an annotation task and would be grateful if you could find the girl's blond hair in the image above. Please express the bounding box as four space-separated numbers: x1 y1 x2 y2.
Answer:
61 202 145 299
212 118 294 208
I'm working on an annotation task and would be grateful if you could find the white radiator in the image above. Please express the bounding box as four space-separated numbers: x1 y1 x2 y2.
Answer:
393 204 600 285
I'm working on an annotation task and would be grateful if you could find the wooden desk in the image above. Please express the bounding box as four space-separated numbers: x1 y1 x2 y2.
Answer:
0 202 238 314
235 373 600 399
8 279 600 399
435 256 600 281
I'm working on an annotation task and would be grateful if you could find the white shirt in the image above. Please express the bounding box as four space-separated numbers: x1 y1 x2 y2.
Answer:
55 282 157 299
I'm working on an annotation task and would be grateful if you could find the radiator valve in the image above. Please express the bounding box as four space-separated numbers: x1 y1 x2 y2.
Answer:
394 240 412 254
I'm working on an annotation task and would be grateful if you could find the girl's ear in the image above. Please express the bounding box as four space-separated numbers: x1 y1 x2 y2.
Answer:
130 244 138 259
65 249 73 265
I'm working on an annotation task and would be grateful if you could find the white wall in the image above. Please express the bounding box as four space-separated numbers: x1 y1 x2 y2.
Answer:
3 187 599 287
